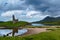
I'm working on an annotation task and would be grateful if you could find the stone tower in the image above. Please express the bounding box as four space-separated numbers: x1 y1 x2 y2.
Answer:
13 15 15 21
12 15 18 24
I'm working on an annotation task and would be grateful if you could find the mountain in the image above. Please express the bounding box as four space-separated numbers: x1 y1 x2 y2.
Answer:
32 16 60 25
40 16 56 22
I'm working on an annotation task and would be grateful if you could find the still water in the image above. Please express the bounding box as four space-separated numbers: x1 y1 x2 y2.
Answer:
32 23 45 26
0 29 28 36
32 23 59 26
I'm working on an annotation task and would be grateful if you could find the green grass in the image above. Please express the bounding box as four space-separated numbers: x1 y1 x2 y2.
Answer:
0 37 23 40
25 25 53 28
40 21 60 25
0 28 60 40
0 21 31 28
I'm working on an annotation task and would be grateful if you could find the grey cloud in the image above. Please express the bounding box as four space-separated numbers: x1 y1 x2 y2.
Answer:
25 0 60 16
0 0 27 12
0 0 60 17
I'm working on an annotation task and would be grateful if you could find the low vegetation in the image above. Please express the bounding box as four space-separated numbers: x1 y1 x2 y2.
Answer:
0 21 31 28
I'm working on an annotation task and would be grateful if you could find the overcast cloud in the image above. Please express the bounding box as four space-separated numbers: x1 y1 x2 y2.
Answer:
0 0 60 22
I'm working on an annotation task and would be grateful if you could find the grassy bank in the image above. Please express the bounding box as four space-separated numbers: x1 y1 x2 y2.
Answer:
0 21 31 28
0 28 60 40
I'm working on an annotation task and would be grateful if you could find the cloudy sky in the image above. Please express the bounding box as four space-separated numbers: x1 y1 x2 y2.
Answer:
0 0 60 22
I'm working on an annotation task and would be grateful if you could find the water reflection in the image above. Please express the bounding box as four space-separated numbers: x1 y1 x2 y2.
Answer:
0 29 28 36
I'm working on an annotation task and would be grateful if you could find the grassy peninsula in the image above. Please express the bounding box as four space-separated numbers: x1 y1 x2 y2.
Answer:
0 21 31 27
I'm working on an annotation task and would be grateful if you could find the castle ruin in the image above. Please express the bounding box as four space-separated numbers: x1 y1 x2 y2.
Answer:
12 15 18 24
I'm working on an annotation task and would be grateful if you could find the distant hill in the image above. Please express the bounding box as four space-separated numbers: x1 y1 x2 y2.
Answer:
32 16 60 25
0 21 4 23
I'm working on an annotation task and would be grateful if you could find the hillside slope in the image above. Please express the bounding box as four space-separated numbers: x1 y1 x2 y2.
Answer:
32 16 60 25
